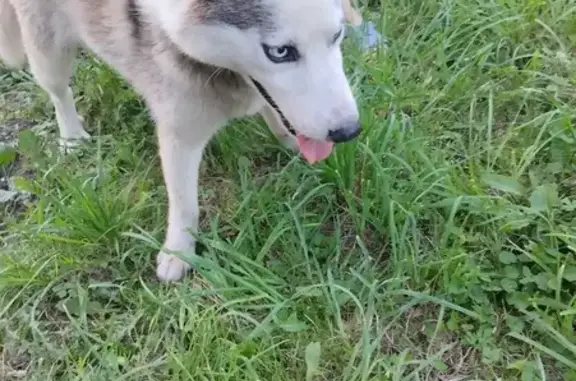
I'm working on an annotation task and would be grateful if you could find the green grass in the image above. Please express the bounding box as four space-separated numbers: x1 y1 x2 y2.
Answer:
2 0 576 379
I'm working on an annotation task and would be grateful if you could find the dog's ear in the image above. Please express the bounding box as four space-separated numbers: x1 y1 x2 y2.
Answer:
342 0 362 26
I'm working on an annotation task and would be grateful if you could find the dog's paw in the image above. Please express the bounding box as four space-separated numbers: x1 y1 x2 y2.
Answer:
156 251 191 282
58 131 91 155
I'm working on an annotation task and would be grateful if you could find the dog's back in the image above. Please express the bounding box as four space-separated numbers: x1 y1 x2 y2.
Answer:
1 0 149 85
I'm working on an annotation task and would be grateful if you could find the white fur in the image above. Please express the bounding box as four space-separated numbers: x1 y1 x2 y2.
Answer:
162 0 359 140
0 0 360 282
0 0 25 68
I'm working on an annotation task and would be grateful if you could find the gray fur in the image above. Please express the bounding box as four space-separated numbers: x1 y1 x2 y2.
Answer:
126 0 142 41
126 0 246 94
0 0 361 282
172 48 246 93
196 0 274 31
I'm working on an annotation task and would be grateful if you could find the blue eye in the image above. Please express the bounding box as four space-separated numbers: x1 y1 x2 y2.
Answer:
262 44 300 63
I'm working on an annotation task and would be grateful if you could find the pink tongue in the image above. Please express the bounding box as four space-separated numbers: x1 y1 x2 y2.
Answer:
296 134 334 164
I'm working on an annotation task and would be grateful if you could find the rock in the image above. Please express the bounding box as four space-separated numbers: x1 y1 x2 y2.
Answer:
0 189 18 203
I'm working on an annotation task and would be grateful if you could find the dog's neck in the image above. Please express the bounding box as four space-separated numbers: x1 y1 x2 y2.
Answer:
130 0 242 84
130 0 265 117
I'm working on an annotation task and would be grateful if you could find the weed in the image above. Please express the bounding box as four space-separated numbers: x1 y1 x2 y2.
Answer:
1 0 576 380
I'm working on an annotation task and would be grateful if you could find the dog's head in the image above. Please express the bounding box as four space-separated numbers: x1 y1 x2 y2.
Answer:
150 0 361 162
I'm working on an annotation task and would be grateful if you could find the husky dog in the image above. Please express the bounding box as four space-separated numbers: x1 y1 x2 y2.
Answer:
0 0 362 282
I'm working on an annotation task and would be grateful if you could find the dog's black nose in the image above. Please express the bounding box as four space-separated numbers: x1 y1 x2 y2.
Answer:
328 122 362 143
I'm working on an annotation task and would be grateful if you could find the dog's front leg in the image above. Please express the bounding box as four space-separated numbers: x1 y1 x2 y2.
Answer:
153 104 221 282
156 131 206 281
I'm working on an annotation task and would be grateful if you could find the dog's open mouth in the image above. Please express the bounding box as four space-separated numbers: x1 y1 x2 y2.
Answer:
250 79 334 164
